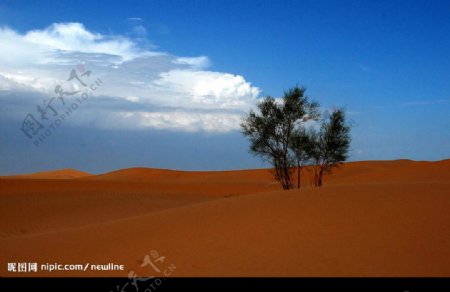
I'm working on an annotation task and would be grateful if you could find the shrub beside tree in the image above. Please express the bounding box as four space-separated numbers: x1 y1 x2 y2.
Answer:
308 109 351 187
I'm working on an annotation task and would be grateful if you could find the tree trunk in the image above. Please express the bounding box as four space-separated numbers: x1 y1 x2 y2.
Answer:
313 165 319 187
284 165 292 189
318 167 323 187
278 165 290 190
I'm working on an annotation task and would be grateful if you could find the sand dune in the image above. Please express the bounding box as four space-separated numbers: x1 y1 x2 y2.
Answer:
90 167 275 184
2 169 92 179
1 160 449 276
323 159 450 185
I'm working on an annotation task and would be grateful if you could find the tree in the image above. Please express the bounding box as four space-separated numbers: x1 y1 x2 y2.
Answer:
241 86 319 190
289 128 312 189
309 109 351 187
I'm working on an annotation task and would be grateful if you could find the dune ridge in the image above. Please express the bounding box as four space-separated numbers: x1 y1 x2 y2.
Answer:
2 168 92 179
1 159 449 276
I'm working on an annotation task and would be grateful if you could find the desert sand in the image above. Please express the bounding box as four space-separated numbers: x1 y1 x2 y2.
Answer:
0 160 449 277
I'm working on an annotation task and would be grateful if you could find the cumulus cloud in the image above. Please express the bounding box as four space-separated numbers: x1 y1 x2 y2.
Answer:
0 23 147 66
0 22 260 132
151 70 259 109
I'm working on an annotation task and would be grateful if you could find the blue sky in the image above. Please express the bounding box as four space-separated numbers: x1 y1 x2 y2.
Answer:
0 0 449 175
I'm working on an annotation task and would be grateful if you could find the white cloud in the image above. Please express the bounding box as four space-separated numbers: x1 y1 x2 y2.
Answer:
0 27 48 67
172 56 210 69
115 111 242 132
0 23 148 65
125 95 140 103
151 69 259 110
0 22 261 132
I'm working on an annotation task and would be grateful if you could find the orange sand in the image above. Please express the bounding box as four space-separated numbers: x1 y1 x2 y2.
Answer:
1 160 449 276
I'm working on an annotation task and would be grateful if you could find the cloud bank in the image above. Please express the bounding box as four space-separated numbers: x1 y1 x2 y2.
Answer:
0 22 260 132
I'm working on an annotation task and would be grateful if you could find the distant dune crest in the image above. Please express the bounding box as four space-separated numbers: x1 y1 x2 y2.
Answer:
4 168 92 179
2 159 450 183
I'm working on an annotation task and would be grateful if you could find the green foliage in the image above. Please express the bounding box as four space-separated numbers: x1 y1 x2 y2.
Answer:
309 109 351 186
241 86 319 190
241 85 351 190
